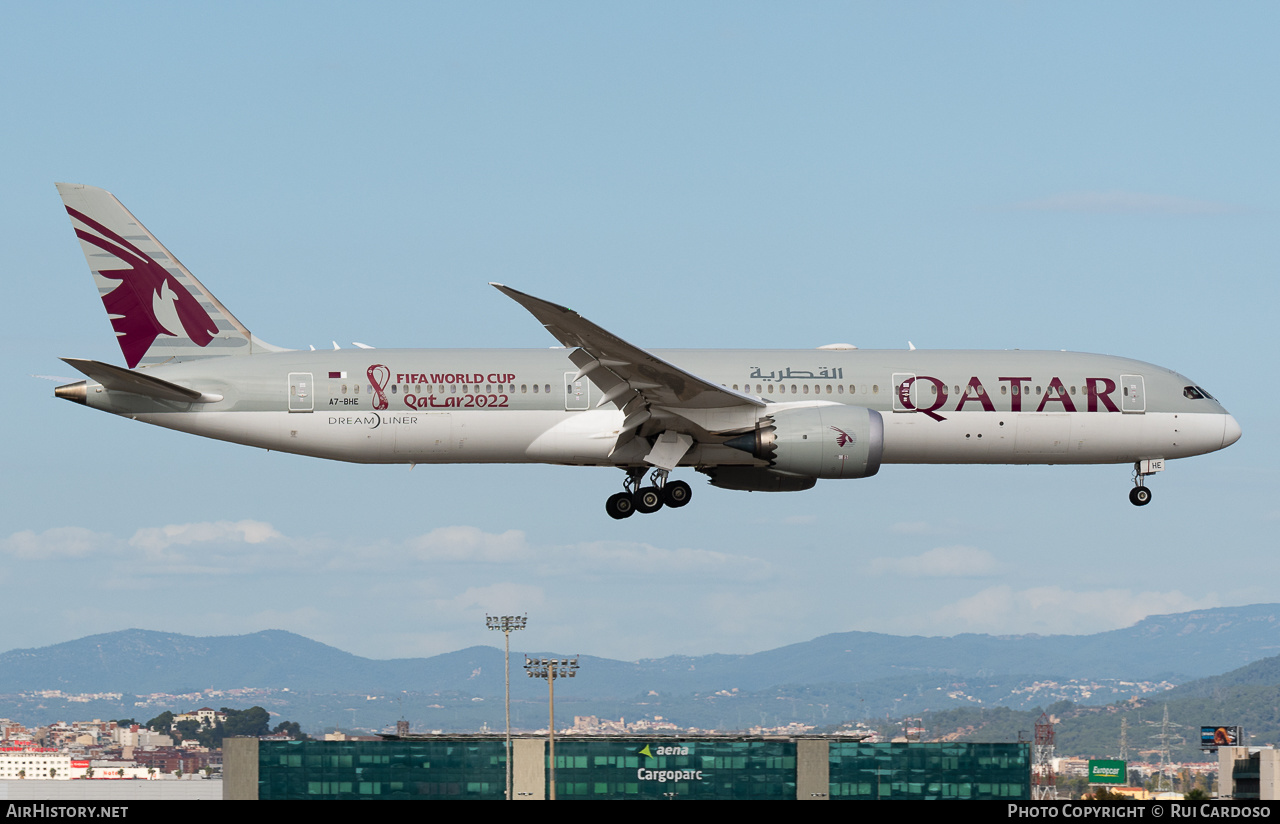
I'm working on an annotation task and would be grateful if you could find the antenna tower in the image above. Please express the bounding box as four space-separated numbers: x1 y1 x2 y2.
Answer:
1032 711 1057 800
1156 704 1173 793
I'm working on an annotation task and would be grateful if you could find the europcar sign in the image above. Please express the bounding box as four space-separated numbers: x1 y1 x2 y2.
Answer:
1088 760 1126 785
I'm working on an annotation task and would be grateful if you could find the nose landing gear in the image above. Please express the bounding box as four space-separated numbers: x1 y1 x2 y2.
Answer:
1129 459 1164 506
605 468 693 519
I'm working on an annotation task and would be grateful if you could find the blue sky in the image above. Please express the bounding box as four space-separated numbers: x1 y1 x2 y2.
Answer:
2 2 1275 663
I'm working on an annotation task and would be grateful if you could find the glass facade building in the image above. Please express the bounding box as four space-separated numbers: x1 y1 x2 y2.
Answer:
829 741 1030 800
550 739 796 800
258 739 506 800
240 736 1029 800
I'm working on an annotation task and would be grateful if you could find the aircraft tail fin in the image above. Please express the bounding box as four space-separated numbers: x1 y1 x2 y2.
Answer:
56 183 284 368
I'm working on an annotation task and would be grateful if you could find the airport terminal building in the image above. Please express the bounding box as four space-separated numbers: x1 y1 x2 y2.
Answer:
224 735 1031 800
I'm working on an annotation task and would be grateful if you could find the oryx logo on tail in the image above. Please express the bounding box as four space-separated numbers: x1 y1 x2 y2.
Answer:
65 205 218 368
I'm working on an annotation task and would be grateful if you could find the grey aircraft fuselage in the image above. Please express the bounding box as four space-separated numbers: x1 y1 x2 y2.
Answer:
70 346 1236 468
51 183 1241 516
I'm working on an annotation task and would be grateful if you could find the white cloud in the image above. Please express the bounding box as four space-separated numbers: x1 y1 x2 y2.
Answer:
1014 191 1242 215
404 526 530 562
869 545 999 577
121 520 293 574
129 520 283 552
389 528 772 582
928 586 1220 635
441 582 546 615
1 527 111 559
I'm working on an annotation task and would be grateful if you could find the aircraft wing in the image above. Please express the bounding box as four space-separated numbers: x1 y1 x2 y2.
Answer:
493 284 764 450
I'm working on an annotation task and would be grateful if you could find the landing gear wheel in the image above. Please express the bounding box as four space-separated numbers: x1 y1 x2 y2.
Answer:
1129 486 1152 507
663 480 692 508
635 486 665 514
606 492 636 520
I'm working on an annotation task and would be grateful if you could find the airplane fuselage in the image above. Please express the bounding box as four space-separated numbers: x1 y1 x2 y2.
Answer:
52 183 1241 514
75 347 1238 469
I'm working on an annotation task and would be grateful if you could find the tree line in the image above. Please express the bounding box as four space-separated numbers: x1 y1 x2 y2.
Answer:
109 707 307 748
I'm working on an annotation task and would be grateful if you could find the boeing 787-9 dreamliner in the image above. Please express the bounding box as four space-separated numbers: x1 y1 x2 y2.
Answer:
53 184 1241 518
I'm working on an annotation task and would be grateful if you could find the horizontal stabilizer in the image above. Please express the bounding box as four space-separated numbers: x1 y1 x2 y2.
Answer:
60 358 222 403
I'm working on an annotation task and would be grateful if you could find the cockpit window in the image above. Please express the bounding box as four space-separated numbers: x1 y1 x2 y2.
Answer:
1183 386 1216 401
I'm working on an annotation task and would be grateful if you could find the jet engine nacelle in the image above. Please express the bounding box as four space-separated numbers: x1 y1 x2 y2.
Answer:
724 404 884 480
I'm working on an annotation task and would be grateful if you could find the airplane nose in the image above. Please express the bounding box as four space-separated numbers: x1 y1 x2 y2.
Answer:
1222 414 1242 448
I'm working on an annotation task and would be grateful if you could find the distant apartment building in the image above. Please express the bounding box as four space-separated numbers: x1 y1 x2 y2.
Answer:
0 746 72 780
112 724 173 749
175 708 227 730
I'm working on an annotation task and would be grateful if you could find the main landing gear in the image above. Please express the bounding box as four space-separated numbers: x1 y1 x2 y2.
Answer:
606 467 693 519
1129 459 1164 507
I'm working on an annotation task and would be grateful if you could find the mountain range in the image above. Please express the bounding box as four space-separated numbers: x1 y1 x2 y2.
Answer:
1 603 1276 736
